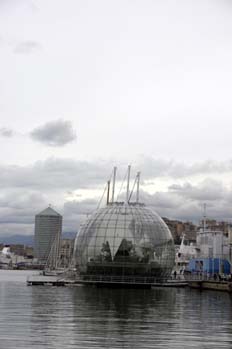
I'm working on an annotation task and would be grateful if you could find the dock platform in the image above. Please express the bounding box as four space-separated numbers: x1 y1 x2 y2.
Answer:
27 274 187 288
188 279 232 292
27 274 76 286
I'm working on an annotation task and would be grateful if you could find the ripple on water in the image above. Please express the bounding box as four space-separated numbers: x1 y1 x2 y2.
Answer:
0 271 232 348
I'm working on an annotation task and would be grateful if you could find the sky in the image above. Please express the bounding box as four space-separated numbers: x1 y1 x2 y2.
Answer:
1 0 232 236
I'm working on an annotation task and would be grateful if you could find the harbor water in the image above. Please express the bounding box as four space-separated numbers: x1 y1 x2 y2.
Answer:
0 270 232 348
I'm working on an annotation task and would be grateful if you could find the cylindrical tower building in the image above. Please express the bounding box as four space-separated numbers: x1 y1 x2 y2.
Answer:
34 206 62 266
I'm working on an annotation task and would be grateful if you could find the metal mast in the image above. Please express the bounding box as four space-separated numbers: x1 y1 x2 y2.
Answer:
136 171 140 203
126 165 131 204
111 166 117 203
106 180 110 205
203 203 206 232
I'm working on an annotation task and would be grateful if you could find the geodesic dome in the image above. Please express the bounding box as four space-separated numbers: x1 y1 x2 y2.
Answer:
74 202 175 281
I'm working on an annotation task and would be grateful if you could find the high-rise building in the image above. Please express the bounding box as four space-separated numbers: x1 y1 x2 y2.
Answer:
34 206 62 266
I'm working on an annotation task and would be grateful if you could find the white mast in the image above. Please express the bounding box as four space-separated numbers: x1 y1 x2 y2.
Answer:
203 203 206 232
111 166 117 203
126 165 131 204
136 171 140 203
229 224 232 274
106 180 110 205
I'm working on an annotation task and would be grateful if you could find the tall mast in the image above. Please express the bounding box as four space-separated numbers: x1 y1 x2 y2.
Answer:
111 166 117 203
136 171 140 203
203 203 206 232
106 180 110 205
126 165 131 204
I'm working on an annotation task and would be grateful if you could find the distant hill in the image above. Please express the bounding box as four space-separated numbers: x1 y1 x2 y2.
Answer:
0 232 76 247
62 232 76 240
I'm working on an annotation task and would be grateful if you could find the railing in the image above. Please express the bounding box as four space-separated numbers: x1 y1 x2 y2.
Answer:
78 274 167 284
182 273 232 282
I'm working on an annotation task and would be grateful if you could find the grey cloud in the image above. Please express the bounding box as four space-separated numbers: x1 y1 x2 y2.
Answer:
63 199 98 232
168 179 225 201
0 191 47 211
139 157 232 179
63 180 232 230
0 223 34 236
1 156 232 195
168 184 184 191
139 179 232 223
139 190 182 209
0 158 112 190
64 199 98 216
0 127 13 137
0 190 48 237
30 120 77 147
14 40 41 54
0 158 109 235
1 157 232 236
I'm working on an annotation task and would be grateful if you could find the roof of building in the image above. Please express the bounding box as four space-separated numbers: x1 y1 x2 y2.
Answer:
37 206 61 217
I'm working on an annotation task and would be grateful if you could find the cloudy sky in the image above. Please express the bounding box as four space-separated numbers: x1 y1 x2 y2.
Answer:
1 0 232 236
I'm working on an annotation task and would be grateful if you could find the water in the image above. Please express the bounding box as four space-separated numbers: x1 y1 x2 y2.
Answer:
0 270 232 349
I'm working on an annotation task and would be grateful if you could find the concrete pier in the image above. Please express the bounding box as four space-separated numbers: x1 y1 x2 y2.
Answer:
188 280 232 292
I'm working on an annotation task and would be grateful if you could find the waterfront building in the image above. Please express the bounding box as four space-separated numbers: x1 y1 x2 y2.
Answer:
34 206 62 266
0 245 30 269
186 228 232 275
74 167 175 286
196 228 229 259
188 257 231 275
74 202 175 284
163 217 197 244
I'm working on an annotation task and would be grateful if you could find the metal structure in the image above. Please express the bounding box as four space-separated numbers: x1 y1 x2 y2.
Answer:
34 206 62 266
74 167 175 286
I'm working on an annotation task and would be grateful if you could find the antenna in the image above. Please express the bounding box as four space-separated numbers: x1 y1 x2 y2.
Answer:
203 203 206 232
111 167 117 203
126 165 131 203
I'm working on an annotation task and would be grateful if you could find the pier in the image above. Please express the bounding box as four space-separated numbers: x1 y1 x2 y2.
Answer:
187 279 232 292
27 272 232 292
27 273 187 287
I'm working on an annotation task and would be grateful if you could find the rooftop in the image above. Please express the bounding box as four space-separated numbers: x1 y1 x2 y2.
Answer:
37 206 61 217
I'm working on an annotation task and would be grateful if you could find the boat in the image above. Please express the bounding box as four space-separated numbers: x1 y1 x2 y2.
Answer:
172 234 198 279
0 246 13 269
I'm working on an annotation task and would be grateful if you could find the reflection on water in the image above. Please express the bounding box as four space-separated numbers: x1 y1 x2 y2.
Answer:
0 271 232 348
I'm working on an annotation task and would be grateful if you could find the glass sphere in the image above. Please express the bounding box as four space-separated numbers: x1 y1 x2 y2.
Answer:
74 203 175 281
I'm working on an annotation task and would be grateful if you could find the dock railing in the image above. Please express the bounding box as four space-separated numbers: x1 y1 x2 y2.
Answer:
183 272 232 282
77 274 168 285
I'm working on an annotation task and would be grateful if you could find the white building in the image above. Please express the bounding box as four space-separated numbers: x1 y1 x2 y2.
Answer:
196 229 229 259
175 228 232 275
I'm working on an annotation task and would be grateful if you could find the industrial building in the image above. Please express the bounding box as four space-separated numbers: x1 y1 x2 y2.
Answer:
34 206 62 266
188 258 231 275
186 228 232 275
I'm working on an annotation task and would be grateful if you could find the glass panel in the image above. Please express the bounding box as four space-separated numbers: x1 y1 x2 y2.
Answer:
74 204 175 279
